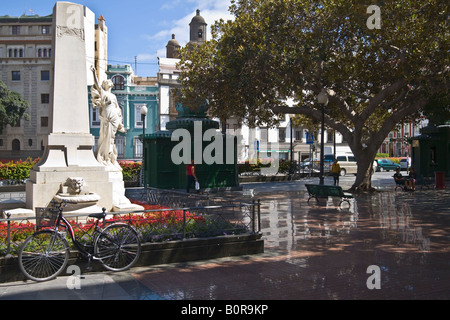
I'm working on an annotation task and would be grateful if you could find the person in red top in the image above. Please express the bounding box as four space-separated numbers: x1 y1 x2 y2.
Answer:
186 160 198 193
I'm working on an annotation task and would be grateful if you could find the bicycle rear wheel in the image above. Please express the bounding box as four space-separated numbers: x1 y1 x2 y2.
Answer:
95 223 141 272
18 230 70 282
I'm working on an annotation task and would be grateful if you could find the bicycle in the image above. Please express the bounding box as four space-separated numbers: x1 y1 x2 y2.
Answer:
18 200 141 282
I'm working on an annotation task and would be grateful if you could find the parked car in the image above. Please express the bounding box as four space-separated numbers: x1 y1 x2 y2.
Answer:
298 158 317 171
336 154 357 176
399 158 409 171
375 159 401 172
324 154 335 163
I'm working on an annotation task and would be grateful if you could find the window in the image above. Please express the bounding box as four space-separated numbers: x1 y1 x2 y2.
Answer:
260 127 268 142
134 104 147 128
41 70 50 81
134 137 143 158
12 71 20 81
41 117 49 127
115 136 125 159
279 128 286 142
198 29 203 39
111 75 124 90
42 25 51 34
12 139 20 151
91 106 100 127
12 26 20 35
295 130 303 141
41 94 50 104
38 48 51 58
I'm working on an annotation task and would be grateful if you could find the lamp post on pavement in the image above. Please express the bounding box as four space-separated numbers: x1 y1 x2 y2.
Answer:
140 106 148 187
140 106 148 141
317 89 328 185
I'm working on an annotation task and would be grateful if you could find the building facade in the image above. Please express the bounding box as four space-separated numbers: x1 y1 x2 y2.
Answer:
0 14 53 159
89 64 159 160
378 120 429 157
0 12 107 160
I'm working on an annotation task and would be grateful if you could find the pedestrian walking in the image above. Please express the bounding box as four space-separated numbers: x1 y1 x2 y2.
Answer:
331 159 341 185
186 160 199 193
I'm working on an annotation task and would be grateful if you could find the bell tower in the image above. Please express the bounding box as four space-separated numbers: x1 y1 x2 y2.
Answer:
189 9 207 45
166 34 181 58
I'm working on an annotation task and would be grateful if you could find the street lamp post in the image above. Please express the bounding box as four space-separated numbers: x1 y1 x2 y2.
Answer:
317 90 328 185
140 106 148 138
140 106 148 157
140 106 148 187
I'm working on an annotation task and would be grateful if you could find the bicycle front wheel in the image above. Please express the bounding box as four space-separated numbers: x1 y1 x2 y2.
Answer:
18 230 70 282
95 223 141 272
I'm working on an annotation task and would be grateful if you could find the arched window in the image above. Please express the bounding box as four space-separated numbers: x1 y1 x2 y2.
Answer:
12 139 20 151
111 75 125 90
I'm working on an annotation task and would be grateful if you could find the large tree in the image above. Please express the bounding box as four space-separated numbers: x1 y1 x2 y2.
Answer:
177 0 449 191
0 81 30 134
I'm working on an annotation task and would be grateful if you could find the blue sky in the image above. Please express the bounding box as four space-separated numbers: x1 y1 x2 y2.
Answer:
1 0 233 76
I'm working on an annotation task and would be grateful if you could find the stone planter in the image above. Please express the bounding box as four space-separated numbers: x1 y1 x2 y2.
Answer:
0 233 263 283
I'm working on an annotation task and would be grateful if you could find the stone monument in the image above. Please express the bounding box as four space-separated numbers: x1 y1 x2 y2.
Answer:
25 2 142 213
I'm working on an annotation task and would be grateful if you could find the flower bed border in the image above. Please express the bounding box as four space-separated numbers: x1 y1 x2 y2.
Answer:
0 233 263 283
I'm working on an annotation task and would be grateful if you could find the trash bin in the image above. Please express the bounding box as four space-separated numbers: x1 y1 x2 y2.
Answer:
435 171 446 190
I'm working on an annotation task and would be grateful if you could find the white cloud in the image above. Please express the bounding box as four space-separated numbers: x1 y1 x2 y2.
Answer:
145 0 233 53
135 0 234 75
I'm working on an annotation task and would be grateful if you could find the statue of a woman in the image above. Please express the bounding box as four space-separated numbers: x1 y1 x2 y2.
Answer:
90 66 126 169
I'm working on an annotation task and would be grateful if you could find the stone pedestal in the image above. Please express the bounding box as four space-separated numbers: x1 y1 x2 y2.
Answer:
25 2 142 213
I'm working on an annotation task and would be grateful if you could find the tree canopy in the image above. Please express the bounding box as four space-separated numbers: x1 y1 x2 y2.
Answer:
0 81 30 134
177 0 449 191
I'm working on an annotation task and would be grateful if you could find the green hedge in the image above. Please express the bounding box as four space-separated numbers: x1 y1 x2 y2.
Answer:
0 159 141 183
0 158 38 182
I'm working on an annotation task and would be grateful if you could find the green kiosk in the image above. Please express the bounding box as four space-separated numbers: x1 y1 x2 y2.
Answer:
411 124 450 189
142 101 239 191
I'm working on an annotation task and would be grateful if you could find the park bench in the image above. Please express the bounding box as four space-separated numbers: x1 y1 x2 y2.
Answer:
393 174 433 191
415 175 434 190
305 184 354 207
393 175 406 191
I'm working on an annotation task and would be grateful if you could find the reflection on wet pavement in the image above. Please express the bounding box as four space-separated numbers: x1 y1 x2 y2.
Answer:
132 187 450 300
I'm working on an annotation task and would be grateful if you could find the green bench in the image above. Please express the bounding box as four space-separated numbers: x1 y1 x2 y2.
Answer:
305 184 354 207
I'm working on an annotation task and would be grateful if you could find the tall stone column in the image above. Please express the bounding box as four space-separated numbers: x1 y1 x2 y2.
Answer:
26 2 141 212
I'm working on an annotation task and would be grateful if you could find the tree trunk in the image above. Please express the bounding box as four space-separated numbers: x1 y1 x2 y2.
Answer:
348 145 379 193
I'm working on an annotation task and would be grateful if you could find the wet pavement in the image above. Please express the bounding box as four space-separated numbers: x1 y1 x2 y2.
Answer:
1 172 449 300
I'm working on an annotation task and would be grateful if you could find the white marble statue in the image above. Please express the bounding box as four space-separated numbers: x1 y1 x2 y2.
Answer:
90 66 126 169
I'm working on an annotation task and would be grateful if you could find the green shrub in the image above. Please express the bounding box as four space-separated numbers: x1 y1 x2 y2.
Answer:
118 160 142 181
0 158 38 182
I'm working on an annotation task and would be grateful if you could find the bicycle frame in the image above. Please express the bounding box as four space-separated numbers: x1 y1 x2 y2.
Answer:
51 207 103 259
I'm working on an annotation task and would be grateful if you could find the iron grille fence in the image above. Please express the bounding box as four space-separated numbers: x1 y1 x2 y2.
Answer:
0 190 261 257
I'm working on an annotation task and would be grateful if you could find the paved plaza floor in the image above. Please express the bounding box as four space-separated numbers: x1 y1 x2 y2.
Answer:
1 173 449 301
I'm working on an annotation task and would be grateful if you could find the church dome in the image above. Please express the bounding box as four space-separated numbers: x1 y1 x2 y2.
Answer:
167 34 180 46
190 9 206 25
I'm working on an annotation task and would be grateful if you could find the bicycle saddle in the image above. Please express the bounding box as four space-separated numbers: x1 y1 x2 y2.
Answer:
88 211 107 219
